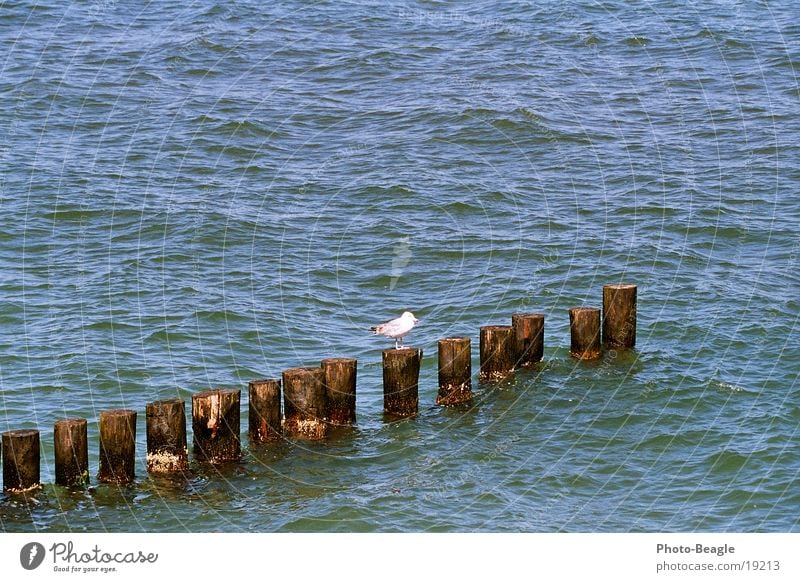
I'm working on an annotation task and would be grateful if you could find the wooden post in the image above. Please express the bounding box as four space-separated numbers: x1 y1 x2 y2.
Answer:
191 389 241 463
282 367 328 439
98 409 137 484
437 337 472 405
569 307 601 360
383 348 422 417
321 358 357 425
248 378 282 442
479 325 515 381
2 429 40 492
512 313 545 367
603 283 637 349
54 418 89 487
146 399 188 474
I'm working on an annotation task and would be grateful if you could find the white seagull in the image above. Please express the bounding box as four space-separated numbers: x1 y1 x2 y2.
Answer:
369 311 419 349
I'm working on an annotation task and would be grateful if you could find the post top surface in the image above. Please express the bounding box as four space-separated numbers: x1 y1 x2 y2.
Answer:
99 409 137 418
438 336 470 343
248 378 281 386
146 398 184 407
2 428 39 438
54 417 88 427
320 357 358 365
480 325 513 331
569 306 601 314
192 388 240 399
382 347 422 355
282 366 323 375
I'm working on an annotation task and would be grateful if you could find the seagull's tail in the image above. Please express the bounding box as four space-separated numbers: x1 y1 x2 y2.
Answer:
369 326 378 333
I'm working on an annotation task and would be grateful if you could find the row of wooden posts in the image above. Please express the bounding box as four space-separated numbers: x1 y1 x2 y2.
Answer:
0 284 636 493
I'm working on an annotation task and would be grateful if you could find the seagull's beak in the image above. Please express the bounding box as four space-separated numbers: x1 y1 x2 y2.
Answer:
414 318 420 324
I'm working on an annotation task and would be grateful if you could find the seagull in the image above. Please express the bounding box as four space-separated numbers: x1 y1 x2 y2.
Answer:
369 311 419 349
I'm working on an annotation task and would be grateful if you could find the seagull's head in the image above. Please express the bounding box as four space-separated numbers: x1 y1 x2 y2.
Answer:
402 311 419 324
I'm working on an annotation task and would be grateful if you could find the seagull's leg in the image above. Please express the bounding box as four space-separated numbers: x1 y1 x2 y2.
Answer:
394 338 400 350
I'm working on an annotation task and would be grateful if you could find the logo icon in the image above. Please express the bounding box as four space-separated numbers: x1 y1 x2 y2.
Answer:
20 542 46 570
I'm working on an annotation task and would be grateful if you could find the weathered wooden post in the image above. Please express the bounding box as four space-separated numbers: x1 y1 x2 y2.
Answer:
479 325 515 381
282 367 328 439
512 312 545 367
146 399 188 474
569 307 602 360
248 378 282 443
383 348 422 417
98 409 137 484
321 358 357 425
192 389 241 463
437 337 472 405
603 283 637 349
54 418 89 487
2 429 40 492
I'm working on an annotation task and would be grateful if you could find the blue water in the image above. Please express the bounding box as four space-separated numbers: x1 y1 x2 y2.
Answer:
0 1 798 532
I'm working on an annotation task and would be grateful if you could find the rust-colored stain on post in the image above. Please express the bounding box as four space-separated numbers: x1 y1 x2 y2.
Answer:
192 389 241 463
569 307 602 360
511 313 544 367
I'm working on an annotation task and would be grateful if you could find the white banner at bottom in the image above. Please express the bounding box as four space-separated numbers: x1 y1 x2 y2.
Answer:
1 533 796 581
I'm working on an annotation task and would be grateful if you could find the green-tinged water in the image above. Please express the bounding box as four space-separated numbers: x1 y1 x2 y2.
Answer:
1 1 798 532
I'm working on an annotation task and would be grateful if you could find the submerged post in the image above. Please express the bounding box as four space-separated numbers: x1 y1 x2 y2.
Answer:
321 358 357 425
512 313 545 367
98 409 137 484
479 325 515 381
2 429 40 493
603 284 637 349
437 337 472 406
569 307 602 360
248 378 282 443
146 399 189 474
192 389 241 463
282 367 328 439
54 418 89 487
383 347 422 417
